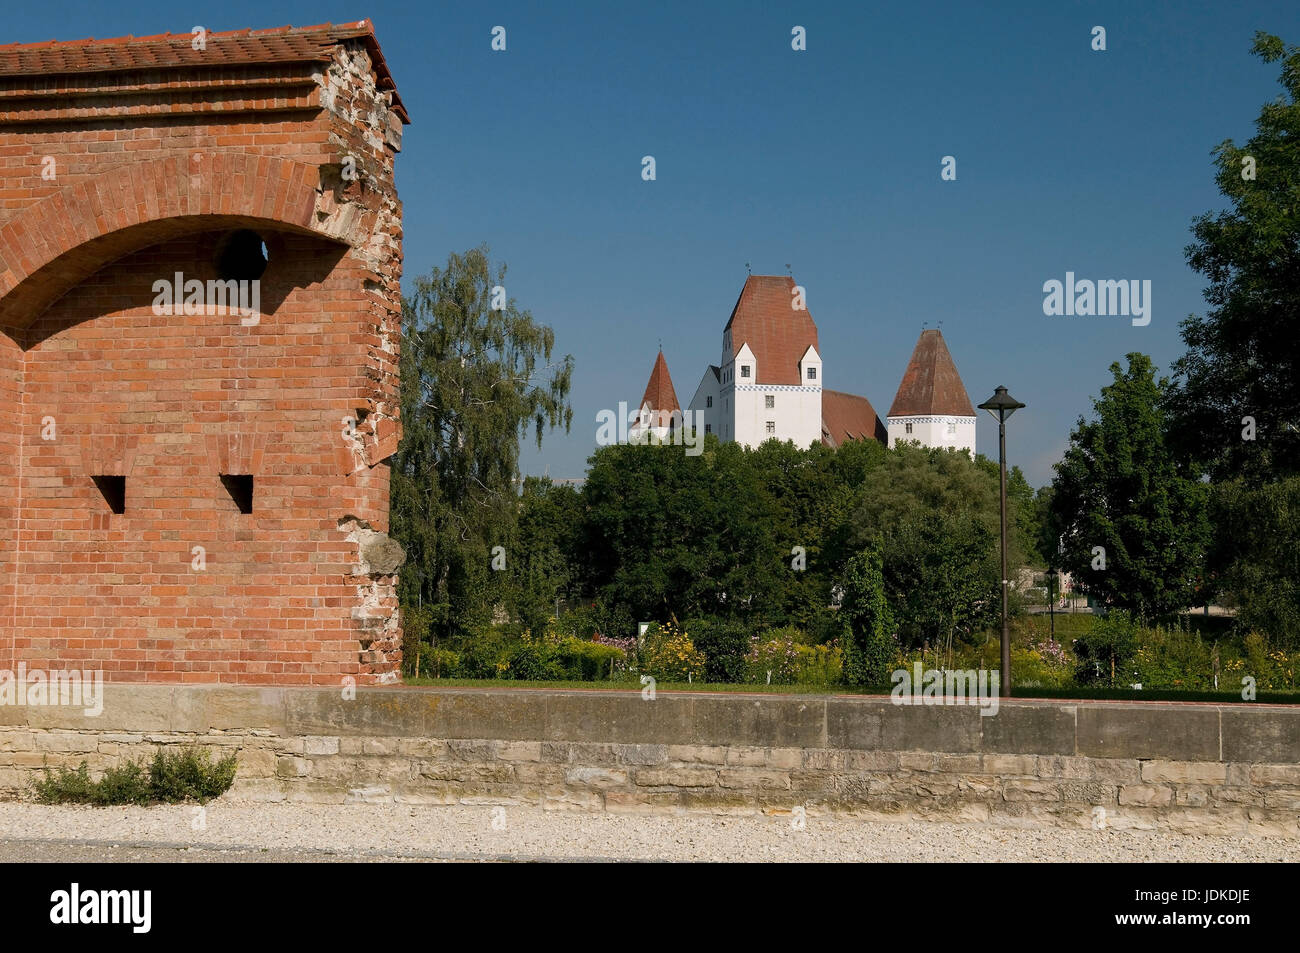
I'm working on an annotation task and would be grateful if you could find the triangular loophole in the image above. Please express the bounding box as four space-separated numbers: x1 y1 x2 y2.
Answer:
91 475 125 514
220 474 253 514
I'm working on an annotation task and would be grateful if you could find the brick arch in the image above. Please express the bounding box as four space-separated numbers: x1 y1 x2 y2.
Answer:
0 154 338 329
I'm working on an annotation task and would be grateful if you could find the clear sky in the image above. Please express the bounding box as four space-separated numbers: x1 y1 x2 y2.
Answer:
10 1 1300 487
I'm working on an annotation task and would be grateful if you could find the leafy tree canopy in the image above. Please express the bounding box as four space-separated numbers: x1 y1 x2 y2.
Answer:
1169 32 1300 482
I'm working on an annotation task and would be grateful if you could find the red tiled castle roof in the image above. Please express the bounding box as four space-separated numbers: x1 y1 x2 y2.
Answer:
888 329 975 418
821 390 888 446
724 275 818 386
639 350 680 415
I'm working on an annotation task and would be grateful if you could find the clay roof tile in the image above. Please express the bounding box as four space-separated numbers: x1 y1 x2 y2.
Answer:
888 328 975 418
821 389 887 447
639 350 681 415
724 275 818 386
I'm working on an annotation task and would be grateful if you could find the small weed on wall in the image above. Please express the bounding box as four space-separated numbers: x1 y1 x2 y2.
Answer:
31 747 237 806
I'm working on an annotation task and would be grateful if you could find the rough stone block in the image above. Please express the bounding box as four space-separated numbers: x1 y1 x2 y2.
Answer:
1248 763 1300 786
1118 784 1173 807
936 753 982 773
1141 760 1226 784
494 741 542 762
563 766 628 789
303 735 340 756
275 756 310 778
1002 780 1060 802
717 769 790 791
33 733 98 753
1059 781 1115 804
982 754 1037 776
634 767 716 788
667 744 727 764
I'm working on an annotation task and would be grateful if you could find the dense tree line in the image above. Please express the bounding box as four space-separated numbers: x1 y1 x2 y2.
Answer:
1046 33 1300 647
400 423 1043 666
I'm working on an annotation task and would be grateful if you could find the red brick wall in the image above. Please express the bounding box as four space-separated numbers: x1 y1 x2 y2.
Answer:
0 34 406 684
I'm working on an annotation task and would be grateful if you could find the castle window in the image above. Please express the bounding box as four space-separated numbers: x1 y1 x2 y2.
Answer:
766 421 775 435
905 422 913 434
947 422 957 436
765 395 775 409
706 396 712 408
705 424 711 434
807 367 817 380
741 365 750 378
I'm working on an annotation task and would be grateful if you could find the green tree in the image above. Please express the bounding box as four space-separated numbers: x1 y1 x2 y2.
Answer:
1168 32 1300 483
1048 354 1210 621
849 443 1003 652
1165 33 1300 643
580 437 783 625
839 545 896 686
1074 611 1141 687
747 437 884 629
510 477 583 636
391 245 573 644
1033 484 1060 570
1209 477 1300 647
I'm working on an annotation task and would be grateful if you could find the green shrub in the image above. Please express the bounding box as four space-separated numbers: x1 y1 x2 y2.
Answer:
793 642 843 687
555 638 626 680
554 601 634 643
33 746 237 806
506 642 563 680
32 761 98 804
805 609 845 647
147 746 238 802
415 645 461 678
1130 626 1214 690
1074 611 1140 686
686 618 750 682
455 630 513 678
401 604 435 677
95 760 151 806
840 546 896 686
1226 632 1297 691
1008 646 1075 689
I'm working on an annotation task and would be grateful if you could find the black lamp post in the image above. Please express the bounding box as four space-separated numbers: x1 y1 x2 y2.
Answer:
978 385 1025 698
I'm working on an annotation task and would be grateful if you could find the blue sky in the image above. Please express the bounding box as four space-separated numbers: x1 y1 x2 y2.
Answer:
11 1 1300 486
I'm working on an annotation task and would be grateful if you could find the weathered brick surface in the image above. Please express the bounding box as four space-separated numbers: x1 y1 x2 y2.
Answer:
0 24 408 683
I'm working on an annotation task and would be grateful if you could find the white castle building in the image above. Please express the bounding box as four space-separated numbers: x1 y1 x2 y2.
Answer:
631 275 976 457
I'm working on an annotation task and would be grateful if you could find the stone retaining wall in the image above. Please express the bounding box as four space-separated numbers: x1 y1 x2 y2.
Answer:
2 686 1298 835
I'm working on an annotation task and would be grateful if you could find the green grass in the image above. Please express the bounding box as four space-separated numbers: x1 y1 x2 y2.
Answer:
403 676 864 694
402 676 1299 703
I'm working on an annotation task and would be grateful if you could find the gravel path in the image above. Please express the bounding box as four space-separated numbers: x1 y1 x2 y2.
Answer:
2 802 1297 862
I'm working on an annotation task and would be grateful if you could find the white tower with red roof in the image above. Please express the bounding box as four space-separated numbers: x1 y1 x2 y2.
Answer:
887 328 976 457
629 349 682 441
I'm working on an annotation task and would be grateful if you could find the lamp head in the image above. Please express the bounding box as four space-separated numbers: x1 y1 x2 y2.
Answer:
978 385 1025 422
